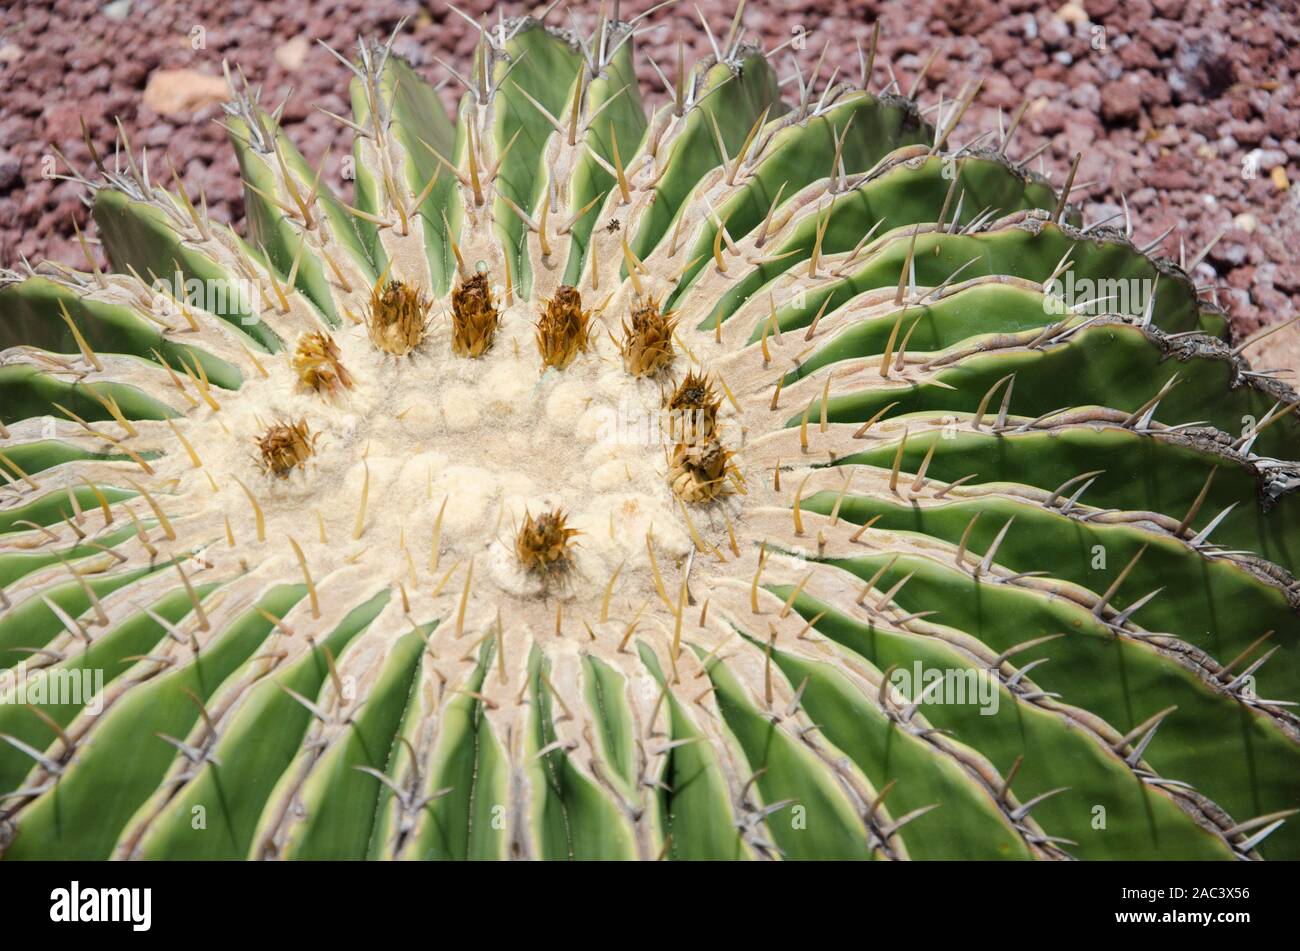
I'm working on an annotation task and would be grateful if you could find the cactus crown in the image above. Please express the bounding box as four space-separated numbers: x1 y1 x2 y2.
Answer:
0 4 1298 863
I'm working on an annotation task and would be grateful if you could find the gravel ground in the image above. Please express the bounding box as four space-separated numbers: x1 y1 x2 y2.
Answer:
1 0 1297 349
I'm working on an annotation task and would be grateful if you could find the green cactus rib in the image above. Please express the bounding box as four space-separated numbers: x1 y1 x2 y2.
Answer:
781 281 1227 389
1 8 1297 862
581 654 638 792
0 482 135 534
762 644 1034 860
669 150 1062 313
227 116 343 326
524 645 639 860
0 523 143 589
0 583 218 793
771 592 1238 860
834 426 1300 575
0 441 147 484
801 321 1300 461
0 563 165 665
699 643 880 860
803 492 1300 703
666 93 932 291
349 53 448 290
400 639 511 861
717 218 1223 340
131 591 389 859
624 52 783 268
274 625 424 860
91 189 282 353
559 29 647 287
819 547 1300 852
2 585 305 859
637 642 750 860
0 364 176 427
225 92 379 302
0 277 242 390
489 24 586 301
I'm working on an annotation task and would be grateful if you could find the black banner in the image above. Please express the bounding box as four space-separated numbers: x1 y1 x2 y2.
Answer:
0 860 1278 938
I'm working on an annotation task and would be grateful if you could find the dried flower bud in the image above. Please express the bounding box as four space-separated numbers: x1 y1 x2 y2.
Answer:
451 273 500 358
256 419 316 477
536 285 592 370
368 280 432 356
515 509 580 576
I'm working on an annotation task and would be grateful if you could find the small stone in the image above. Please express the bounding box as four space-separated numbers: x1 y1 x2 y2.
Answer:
1227 266 1255 290
101 0 132 21
43 104 85 146
0 42 21 66
1153 125 1181 147
982 73 1019 109
1233 212 1258 234
1228 119 1267 147
1055 2 1087 24
1272 166 1290 191
1275 264 1300 294
1211 242 1248 268
1028 97 1065 135
1253 148 1287 171
1140 77 1172 107
1241 310 1300 375
142 68 228 118
1064 119 1095 153
275 36 309 72
0 150 20 191
1100 80 1142 125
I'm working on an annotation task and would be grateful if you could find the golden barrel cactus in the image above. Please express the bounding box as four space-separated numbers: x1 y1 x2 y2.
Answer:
0 5 1298 861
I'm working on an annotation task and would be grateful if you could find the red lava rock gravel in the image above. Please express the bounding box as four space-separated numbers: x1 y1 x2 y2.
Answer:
1 0 1297 344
